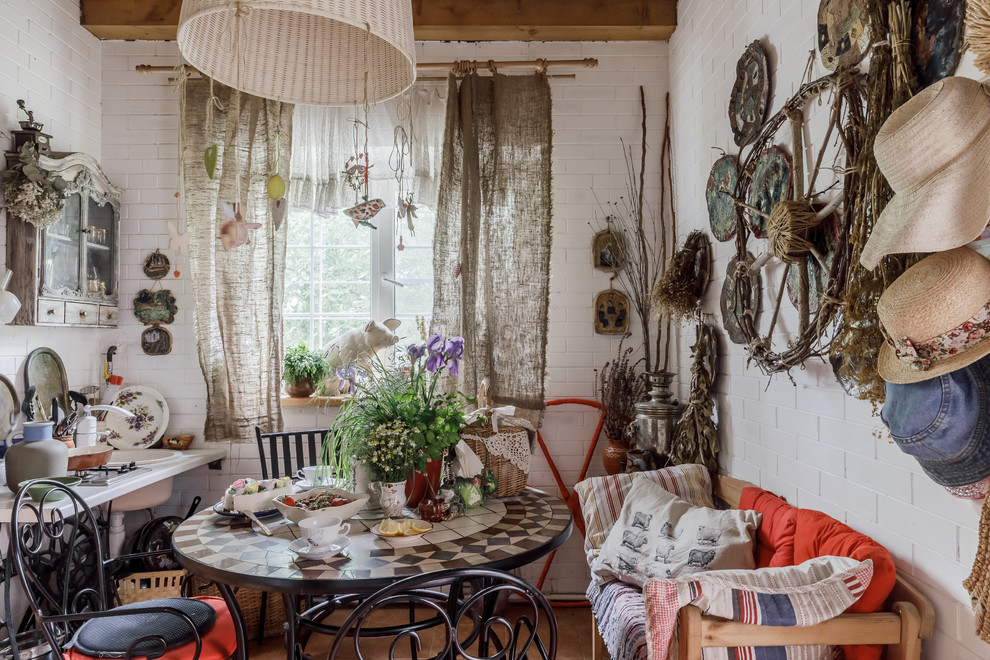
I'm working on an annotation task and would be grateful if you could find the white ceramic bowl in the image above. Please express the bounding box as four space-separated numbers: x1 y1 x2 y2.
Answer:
273 488 369 523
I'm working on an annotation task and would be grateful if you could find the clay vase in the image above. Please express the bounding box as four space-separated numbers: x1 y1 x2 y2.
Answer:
284 379 315 398
404 459 443 508
602 436 629 475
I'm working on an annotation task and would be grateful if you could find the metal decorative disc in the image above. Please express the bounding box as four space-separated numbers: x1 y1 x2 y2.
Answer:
818 0 871 70
729 41 771 147
910 0 965 86
786 212 837 314
745 146 793 239
719 253 762 345
706 156 740 241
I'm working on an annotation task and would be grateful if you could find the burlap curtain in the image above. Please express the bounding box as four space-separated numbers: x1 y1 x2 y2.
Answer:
431 73 553 424
181 79 293 442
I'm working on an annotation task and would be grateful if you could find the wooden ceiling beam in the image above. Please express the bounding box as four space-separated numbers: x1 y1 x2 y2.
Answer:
80 0 676 41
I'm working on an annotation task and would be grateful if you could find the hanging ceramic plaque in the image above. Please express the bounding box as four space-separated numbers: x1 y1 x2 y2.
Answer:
818 0 871 70
133 289 177 325
706 156 740 241
745 146 793 239
594 290 630 335
592 229 623 270
728 41 771 147
910 0 965 86
141 324 173 356
719 254 762 345
142 250 171 280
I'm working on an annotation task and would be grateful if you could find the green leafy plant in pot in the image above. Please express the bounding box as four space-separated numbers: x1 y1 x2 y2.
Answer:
283 342 330 398
325 334 470 506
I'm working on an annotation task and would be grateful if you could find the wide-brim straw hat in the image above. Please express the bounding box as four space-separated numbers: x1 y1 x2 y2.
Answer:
878 247 990 384
860 77 990 270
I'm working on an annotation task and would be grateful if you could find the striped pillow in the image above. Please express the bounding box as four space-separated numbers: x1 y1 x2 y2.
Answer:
642 556 874 660
575 464 714 563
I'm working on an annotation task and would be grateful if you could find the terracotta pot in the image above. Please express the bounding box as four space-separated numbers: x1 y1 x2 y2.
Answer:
602 436 629 475
404 459 443 508
284 379 315 398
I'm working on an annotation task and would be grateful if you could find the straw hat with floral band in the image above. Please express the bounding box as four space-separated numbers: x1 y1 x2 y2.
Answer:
877 246 990 384
860 76 990 270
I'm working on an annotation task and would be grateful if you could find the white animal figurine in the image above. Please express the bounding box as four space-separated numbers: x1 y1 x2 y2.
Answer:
322 318 401 394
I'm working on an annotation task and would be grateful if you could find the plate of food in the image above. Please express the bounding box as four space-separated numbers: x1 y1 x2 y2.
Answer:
371 519 433 538
212 501 280 519
273 488 369 523
103 386 170 449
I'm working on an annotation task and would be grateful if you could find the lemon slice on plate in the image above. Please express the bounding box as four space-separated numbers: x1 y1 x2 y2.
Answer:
406 520 433 534
378 519 403 537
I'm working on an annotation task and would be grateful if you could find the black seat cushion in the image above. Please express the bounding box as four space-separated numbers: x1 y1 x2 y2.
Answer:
71 597 216 659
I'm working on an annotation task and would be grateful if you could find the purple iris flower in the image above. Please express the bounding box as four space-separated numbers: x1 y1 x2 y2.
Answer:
445 336 465 360
407 343 427 361
426 334 445 353
425 353 446 373
449 359 459 376
336 366 357 392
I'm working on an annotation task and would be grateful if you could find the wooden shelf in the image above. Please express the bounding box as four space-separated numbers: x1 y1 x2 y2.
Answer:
280 395 351 408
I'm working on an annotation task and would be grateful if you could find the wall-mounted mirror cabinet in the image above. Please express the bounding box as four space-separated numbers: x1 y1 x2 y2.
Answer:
5 152 122 327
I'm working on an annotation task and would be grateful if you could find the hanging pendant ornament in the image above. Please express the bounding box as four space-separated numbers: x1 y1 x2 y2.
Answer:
271 197 287 229
397 235 405 251
453 262 462 279
398 194 418 234
342 153 372 192
167 219 191 259
219 200 260 250
344 198 385 228
204 144 218 179
267 103 288 229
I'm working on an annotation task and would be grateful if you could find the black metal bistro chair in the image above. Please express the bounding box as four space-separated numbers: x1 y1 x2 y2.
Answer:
9 479 240 660
326 568 558 660
254 427 331 480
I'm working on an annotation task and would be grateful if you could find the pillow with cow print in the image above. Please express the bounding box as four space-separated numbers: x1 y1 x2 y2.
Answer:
591 474 761 587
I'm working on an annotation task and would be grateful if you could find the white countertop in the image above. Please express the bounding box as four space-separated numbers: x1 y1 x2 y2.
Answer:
0 447 226 524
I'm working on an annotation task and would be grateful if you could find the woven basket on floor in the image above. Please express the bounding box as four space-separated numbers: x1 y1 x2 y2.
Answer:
187 574 287 639
115 570 187 606
462 426 530 497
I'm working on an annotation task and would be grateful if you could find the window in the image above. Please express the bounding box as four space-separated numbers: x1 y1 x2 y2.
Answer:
283 180 436 351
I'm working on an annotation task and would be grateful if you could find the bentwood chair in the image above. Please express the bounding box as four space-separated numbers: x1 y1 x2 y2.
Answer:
254 427 330 480
326 568 558 660
10 479 239 660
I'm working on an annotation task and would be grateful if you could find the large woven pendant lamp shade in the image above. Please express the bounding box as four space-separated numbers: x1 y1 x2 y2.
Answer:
177 0 416 106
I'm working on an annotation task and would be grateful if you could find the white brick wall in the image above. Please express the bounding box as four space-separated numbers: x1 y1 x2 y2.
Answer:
1 20 670 597
670 1 985 656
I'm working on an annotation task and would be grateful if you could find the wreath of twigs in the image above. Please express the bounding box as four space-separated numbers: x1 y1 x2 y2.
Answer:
728 72 867 376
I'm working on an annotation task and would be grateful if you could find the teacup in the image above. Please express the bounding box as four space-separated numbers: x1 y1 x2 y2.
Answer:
297 465 334 487
298 515 350 549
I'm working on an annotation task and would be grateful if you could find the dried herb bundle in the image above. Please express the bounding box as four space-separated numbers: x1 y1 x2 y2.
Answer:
595 334 646 443
672 323 719 475
652 231 711 321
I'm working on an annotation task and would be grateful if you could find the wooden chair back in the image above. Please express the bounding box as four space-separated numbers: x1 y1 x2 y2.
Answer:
254 427 330 480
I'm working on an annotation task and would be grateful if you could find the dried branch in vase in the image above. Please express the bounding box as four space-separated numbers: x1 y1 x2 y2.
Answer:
594 334 647 443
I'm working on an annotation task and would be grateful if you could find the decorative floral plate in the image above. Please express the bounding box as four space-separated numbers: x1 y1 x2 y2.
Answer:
745 146 793 239
706 155 740 241
104 386 170 449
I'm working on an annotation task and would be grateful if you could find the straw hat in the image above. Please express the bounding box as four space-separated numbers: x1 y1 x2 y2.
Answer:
878 247 990 384
860 77 990 270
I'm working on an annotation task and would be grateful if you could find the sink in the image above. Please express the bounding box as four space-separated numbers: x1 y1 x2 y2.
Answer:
107 449 180 466
111 477 174 511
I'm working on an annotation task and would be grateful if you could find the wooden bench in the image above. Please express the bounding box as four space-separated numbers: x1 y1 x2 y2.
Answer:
592 474 935 660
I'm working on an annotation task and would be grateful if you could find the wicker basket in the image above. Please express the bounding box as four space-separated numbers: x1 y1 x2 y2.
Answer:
115 570 187 606
462 426 530 497
187 574 287 639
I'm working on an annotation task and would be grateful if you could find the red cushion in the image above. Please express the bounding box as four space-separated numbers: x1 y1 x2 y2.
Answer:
739 487 797 568
794 509 897 660
65 596 237 660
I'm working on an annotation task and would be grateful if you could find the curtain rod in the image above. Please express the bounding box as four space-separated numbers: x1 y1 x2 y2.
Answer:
136 58 597 77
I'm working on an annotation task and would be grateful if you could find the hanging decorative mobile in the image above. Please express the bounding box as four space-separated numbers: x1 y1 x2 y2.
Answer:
390 94 417 245
171 65 193 277
267 105 288 230
218 200 260 250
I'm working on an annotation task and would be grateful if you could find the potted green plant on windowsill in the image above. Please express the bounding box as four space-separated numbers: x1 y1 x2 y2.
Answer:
283 342 330 398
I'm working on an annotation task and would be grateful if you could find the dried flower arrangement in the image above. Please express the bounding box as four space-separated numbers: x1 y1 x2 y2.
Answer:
671 322 719 474
652 230 711 321
0 144 67 228
594 334 647 443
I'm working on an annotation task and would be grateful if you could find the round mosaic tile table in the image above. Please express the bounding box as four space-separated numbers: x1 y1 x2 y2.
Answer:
173 488 572 594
